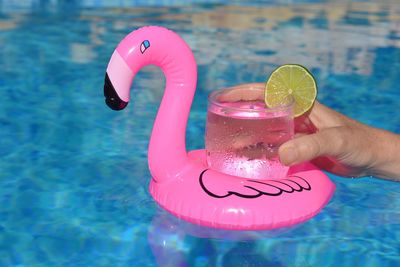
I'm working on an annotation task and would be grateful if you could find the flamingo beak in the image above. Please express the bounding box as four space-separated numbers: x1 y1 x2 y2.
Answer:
104 73 128 110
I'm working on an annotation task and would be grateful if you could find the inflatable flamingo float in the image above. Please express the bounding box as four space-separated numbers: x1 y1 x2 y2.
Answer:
103 26 335 230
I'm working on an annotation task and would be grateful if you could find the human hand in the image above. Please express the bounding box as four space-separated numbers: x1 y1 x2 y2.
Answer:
279 101 400 180
215 83 400 180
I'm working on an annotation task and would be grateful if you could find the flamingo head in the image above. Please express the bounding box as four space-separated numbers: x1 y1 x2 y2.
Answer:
103 26 193 112
104 29 153 111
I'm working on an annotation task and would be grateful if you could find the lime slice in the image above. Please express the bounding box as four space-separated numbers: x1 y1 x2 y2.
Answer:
265 64 317 117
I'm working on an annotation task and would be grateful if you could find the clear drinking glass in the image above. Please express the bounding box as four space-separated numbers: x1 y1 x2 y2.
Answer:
205 84 294 180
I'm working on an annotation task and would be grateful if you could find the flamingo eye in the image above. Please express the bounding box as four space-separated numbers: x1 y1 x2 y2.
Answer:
140 40 150 54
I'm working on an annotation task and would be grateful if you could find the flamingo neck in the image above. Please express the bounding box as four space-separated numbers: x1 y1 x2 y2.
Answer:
149 59 197 182
118 31 197 182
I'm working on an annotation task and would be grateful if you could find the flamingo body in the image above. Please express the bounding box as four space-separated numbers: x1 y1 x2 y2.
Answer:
104 26 335 230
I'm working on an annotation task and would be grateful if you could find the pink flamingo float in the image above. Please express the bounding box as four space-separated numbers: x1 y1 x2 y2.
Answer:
103 26 335 230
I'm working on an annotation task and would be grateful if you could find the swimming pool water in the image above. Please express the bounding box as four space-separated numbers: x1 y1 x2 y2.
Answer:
0 0 399 266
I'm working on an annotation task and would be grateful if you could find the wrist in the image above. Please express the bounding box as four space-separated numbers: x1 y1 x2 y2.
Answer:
368 128 400 181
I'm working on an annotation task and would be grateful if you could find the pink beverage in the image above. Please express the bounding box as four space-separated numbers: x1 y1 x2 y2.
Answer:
205 85 294 179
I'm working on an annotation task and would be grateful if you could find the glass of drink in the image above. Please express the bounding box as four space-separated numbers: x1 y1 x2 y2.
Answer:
205 83 294 180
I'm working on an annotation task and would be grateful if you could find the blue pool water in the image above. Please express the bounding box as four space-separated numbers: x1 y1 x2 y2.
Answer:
1 0 400 266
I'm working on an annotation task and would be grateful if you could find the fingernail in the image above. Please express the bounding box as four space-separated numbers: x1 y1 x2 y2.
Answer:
280 146 298 166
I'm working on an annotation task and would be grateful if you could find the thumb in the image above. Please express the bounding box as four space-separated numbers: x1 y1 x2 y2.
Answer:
279 128 345 166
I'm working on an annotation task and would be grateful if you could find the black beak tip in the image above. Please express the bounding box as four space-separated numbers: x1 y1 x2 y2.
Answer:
104 72 128 111
105 97 128 111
